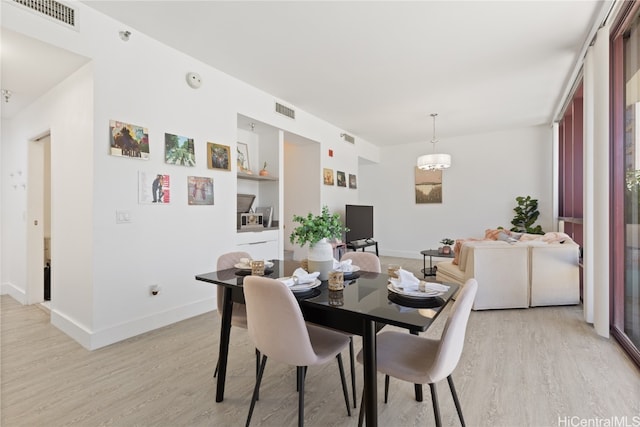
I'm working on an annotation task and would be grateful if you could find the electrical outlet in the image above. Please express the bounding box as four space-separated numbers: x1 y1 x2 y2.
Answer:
116 210 131 224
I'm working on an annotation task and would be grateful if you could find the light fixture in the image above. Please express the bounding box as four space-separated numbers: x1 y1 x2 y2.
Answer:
417 113 451 170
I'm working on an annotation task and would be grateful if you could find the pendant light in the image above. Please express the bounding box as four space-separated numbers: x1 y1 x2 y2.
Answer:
417 113 451 170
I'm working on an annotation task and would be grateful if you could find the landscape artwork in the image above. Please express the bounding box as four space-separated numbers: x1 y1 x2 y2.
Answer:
349 174 357 189
323 168 334 185
187 176 214 205
138 171 171 204
337 171 346 187
415 167 442 204
208 143 231 170
109 120 149 159
165 133 195 166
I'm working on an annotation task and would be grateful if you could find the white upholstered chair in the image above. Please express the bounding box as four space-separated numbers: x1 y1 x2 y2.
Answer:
356 278 478 427
340 251 382 273
214 251 258 377
243 276 352 427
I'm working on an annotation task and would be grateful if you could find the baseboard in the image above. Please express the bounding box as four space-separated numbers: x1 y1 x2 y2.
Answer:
51 297 216 350
0 282 27 304
379 249 422 259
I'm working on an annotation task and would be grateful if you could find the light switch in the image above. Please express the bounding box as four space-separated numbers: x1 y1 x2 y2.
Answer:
116 210 131 224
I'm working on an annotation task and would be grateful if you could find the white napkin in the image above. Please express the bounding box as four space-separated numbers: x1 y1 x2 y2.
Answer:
332 258 354 272
392 268 421 291
278 268 320 287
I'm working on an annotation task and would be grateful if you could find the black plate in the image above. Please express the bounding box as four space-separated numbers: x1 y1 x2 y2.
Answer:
235 268 275 277
387 292 445 308
343 271 360 280
292 288 322 299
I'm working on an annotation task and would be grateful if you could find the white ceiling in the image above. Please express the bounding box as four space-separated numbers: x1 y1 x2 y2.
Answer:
2 1 608 147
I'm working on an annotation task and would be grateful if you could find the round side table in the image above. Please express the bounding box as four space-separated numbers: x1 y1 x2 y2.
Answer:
420 249 455 278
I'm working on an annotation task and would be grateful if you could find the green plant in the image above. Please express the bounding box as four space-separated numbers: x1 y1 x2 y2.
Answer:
440 238 455 246
510 195 544 234
262 161 267 170
289 206 348 247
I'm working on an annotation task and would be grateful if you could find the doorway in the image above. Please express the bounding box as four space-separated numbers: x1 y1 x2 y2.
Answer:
26 133 51 305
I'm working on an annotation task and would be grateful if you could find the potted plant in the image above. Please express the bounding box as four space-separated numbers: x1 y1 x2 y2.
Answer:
439 238 455 255
259 161 269 176
290 206 348 280
510 195 544 234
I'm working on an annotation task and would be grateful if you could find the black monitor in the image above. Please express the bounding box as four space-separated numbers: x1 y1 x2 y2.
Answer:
345 204 374 243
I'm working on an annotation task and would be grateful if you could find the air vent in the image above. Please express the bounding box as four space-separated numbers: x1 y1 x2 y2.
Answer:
12 0 75 27
341 133 355 144
275 102 295 119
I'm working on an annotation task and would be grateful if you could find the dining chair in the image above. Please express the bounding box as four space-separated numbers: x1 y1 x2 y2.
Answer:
356 278 478 427
213 251 260 378
338 250 382 407
243 275 352 427
340 251 382 273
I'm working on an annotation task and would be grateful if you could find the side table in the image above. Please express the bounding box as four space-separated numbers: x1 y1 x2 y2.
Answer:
421 249 454 278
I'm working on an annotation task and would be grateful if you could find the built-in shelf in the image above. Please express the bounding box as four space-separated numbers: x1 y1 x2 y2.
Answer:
237 172 278 182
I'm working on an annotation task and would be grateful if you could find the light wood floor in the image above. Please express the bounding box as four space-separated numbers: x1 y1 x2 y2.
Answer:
2 258 639 426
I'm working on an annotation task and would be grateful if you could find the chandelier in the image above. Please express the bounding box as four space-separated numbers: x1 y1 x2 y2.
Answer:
417 113 451 170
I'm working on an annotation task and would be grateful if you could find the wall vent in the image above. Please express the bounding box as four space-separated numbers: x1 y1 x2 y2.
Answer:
12 0 75 27
341 133 355 144
275 102 295 119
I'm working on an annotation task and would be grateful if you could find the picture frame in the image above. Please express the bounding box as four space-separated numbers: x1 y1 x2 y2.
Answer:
138 171 171 204
415 167 442 204
349 174 357 189
337 171 346 187
187 176 214 205
237 142 250 172
164 133 195 166
109 120 150 160
323 168 334 185
208 142 231 171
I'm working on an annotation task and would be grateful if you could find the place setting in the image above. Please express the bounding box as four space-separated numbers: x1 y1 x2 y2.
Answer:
233 258 275 276
332 258 361 280
387 267 450 308
277 267 322 298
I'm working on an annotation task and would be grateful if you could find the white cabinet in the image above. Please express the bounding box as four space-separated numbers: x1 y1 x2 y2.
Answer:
236 230 279 260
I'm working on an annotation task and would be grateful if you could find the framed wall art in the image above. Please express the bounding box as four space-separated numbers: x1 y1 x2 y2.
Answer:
188 176 214 205
349 174 357 189
139 171 171 204
165 133 195 166
208 142 231 171
237 142 250 172
337 171 346 187
323 168 334 185
415 167 442 204
109 120 149 159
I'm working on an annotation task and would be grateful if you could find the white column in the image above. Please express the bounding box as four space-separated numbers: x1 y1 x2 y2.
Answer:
583 45 595 324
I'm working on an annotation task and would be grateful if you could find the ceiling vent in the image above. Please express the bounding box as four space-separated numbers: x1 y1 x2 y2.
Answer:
275 102 295 119
11 0 76 27
341 133 355 144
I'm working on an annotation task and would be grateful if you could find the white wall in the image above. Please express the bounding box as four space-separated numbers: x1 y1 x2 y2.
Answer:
1 2 380 349
360 125 554 258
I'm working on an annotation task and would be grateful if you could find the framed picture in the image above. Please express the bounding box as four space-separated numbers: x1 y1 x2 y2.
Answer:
323 168 334 185
237 142 250 172
337 171 346 187
415 167 442 204
165 133 195 166
207 142 231 170
109 120 149 159
138 171 171 204
187 176 214 205
349 174 357 189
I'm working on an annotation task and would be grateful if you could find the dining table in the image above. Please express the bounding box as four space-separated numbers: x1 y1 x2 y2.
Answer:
195 259 458 427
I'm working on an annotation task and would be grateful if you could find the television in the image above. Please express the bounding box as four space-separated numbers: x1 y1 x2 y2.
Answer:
345 204 374 243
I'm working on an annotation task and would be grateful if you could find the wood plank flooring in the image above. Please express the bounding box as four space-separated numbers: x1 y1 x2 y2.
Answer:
2 257 639 426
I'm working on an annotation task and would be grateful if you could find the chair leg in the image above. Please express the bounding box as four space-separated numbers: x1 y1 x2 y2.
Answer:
429 383 442 427
255 349 261 401
349 337 357 408
410 330 423 402
246 355 267 427
297 366 305 427
357 390 365 427
447 375 466 426
384 374 389 403
336 354 352 416
213 357 218 378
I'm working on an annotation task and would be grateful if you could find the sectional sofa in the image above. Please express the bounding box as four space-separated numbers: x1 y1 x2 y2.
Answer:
435 231 581 310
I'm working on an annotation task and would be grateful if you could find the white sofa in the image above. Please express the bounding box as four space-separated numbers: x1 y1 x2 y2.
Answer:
435 236 580 310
